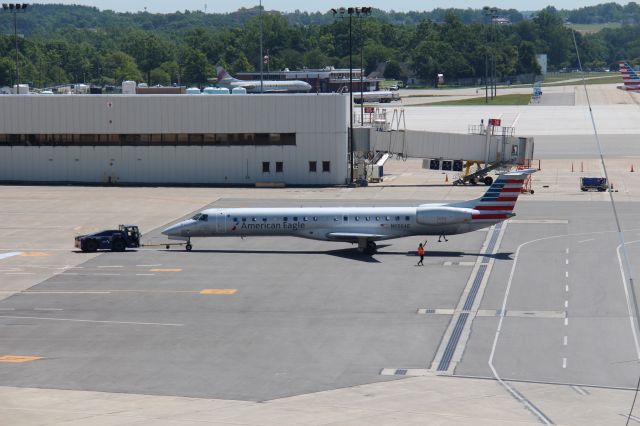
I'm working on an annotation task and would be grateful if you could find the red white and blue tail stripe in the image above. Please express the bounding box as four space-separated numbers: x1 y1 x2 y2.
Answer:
469 169 535 222
618 61 640 92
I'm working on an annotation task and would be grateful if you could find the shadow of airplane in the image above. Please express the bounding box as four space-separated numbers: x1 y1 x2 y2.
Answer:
164 246 514 263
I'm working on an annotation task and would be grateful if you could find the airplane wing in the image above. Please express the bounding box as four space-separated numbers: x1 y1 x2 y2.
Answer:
326 232 387 242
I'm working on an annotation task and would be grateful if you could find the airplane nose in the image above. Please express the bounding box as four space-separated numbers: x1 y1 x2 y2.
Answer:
161 223 179 236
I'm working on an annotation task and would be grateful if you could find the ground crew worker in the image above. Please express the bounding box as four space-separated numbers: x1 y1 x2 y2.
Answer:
417 241 426 266
438 233 448 242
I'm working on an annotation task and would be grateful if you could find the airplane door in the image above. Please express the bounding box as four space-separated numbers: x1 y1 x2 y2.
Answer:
216 212 226 233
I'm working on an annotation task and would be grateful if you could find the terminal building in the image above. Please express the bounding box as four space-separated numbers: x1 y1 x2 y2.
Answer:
0 94 349 185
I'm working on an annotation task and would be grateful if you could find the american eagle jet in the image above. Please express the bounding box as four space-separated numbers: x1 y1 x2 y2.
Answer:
162 169 535 254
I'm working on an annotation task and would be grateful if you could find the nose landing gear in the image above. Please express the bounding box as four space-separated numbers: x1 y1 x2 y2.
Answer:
185 238 192 252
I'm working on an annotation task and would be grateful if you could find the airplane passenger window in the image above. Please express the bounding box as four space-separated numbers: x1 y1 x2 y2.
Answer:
334 217 339 221
375 216 380 221
313 217 318 221
355 217 360 221
252 218 257 221
303 217 309 221
343 216 348 221
242 218 246 222
395 216 400 221
405 216 410 221
293 217 298 221
233 218 238 222
385 216 391 221
262 218 267 222
365 217 370 221
283 217 288 221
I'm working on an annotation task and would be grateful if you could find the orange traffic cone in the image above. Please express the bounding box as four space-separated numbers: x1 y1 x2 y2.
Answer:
631 165 635 173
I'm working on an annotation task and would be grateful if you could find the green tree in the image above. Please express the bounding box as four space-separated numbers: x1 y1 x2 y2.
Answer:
102 51 143 83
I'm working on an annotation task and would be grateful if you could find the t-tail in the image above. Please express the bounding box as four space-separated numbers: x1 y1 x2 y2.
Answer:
449 168 536 223
216 66 236 82
618 61 640 92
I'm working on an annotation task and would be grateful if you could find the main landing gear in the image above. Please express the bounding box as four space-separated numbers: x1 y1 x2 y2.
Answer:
358 239 377 255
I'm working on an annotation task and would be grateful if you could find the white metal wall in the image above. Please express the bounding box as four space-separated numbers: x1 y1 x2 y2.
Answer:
0 94 349 185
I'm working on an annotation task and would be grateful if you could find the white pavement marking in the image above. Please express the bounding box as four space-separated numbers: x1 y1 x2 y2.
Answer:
6 272 35 275
34 308 63 311
566 271 569 278
565 300 569 308
509 219 569 224
0 308 15 311
578 239 595 244
571 385 589 396
566 285 569 292
136 264 161 267
565 317 569 326
135 274 155 276
98 266 123 268
616 239 640 360
0 252 21 261
0 291 112 294
93 273 120 276
564 336 568 346
563 358 567 369
0 315 183 327
566 259 569 265
566 247 570 254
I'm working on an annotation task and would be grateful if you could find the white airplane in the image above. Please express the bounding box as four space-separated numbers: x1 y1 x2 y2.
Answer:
216 67 312 93
162 169 535 254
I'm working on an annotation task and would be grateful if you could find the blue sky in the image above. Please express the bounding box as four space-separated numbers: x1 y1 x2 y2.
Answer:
37 1 620 14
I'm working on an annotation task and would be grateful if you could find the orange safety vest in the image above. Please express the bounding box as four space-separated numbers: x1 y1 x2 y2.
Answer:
418 246 425 256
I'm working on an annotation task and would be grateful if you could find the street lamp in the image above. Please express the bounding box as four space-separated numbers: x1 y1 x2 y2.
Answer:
331 6 371 185
1 3 28 93
482 6 498 101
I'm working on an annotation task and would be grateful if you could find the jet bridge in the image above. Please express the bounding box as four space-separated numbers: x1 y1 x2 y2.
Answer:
351 109 534 185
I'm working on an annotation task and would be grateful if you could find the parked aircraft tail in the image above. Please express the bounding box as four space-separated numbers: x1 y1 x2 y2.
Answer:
216 66 235 82
618 61 640 91
449 168 536 220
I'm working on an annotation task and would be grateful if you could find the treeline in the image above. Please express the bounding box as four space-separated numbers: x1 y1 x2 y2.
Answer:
0 4 634 88
560 2 640 24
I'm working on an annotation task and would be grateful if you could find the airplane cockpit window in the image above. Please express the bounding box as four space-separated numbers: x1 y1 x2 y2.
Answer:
192 213 202 220
199 214 208 221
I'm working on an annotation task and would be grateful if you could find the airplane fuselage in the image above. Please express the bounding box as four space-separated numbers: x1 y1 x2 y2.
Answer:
164 205 501 242
218 79 312 93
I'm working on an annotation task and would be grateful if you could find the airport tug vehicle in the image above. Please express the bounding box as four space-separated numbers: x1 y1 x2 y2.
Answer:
75 224 140 252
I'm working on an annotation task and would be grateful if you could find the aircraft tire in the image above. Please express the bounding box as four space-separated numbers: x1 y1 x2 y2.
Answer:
366 241 377 254
186 244 192 252
483 176 493 186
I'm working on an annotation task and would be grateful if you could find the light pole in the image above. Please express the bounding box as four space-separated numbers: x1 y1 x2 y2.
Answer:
331 6 371 185
2 3 28 92
259 0 263 93
483 6 498 100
